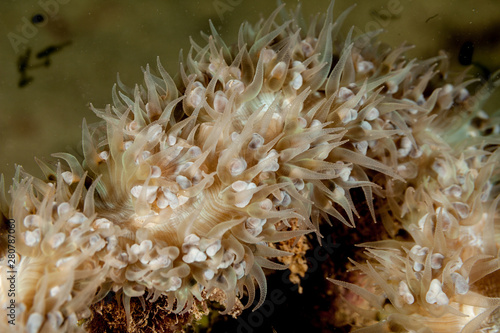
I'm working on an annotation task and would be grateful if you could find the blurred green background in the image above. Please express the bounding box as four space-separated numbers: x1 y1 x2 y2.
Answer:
0 0 499 184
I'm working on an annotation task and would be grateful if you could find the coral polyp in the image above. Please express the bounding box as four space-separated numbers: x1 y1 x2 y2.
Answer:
330 146 500 332
1 1 499 332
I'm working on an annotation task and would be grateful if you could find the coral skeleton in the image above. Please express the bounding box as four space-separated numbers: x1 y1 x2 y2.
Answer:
0 1 499 332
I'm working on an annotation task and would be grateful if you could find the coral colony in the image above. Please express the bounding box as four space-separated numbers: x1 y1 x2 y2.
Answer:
1 1 499 332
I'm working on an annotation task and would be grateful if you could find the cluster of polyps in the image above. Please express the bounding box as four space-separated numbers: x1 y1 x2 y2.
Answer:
0 3 383 330
330 124 500 331
1 1 499 332
0 167 110 333
323 6 500 330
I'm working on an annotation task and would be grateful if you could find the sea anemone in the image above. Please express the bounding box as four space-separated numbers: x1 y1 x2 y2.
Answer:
330 144 500 332
0 1 499 332
328 39 500 333
1 166 108 332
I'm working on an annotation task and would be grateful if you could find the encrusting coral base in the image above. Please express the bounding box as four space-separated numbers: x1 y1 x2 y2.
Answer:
0 1 499 332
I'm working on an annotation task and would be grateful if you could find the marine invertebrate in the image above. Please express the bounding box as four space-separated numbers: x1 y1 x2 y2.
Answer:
331 143 500 332
2 166 108 332
0 1 498 332
1 2 390 331
328 44 500 333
